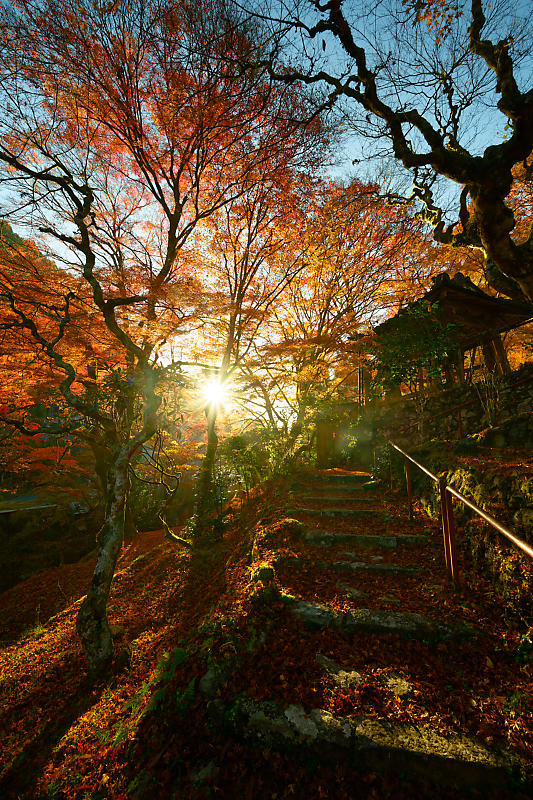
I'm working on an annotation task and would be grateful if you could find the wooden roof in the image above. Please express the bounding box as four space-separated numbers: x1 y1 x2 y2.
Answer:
376 273 533 350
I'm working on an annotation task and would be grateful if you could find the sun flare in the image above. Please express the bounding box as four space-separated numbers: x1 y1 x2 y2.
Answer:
202 379 228 407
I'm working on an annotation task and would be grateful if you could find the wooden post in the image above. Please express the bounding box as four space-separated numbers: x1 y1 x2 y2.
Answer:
467 346 477 383
418 366 424 393
457 407 464 439
455 347 465 385
439 476 451 573
443 360 454 387
316 420 336 468
492 334 511 375
404 456 413 521
445 491 460 586
481 341 497 372
389 447 394 490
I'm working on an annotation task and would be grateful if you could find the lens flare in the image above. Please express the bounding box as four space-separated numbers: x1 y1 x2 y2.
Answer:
202 379 227 407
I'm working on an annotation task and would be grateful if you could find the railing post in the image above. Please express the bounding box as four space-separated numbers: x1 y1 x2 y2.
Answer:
445 490 461 586
439 476 451 574
457 408 464 439
404 456 413 521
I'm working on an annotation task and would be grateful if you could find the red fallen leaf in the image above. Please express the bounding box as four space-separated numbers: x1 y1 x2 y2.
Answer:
477 720 500 739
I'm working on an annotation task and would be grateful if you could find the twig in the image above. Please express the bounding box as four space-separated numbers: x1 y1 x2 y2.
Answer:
158 515 192 549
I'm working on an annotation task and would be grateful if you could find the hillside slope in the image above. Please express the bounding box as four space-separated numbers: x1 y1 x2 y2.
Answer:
0 474 531 799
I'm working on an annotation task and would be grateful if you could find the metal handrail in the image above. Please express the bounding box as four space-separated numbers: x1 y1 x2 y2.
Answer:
446 485 533 560
389 441 438 482
388 439 533 584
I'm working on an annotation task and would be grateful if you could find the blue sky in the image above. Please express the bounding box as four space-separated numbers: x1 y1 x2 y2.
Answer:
259 0 533 219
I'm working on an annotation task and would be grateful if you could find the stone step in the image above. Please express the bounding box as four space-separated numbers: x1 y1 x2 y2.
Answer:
290 473 372 490
314 652 413 696
297 484 375 494
288 506 384 520
291 601 452 639
337 582 368 600
299 495 378 504
305 530 397 548
304 531 428 548
214 697 521 791
317 472 372 484
333 560 420 575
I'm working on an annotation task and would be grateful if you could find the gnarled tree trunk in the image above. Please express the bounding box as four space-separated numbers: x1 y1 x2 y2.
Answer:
76 453 129 677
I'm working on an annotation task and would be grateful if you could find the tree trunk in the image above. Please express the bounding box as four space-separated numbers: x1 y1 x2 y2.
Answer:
124 473 138 539
76 456 128 677
192 405 220 540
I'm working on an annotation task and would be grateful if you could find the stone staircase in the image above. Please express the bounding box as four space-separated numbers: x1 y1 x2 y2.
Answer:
214 468 529 794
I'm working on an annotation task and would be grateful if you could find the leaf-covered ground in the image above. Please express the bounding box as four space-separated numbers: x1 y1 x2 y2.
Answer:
0 472 532 799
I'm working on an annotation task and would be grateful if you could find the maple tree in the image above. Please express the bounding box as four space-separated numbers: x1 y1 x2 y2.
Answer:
0 0 325 675
237 178 448 460
247 0 533 303
188 166 318 536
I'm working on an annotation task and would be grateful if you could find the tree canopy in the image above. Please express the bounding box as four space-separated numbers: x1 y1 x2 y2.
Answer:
246 0 533 303
0 0 531 677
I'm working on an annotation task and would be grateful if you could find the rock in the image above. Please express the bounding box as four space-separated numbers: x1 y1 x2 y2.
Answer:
315 653 362 689
306 532 398 549
341 608 439 638
342 552 384 560
308 708 353 744
264 518 307 539
247 705 293 740
206 698 225 724
292 601 451 640
336 583 368 600
199 668 225 698
284 704 319 738
304 530 347 546
250 564 276 587
225 697 521 789
292 601 336 629
192 761 218 785
395 534 430 545
334 560 420 575
385 675 413 697
294 506 380 519
513 507 533 530
301 495 376 504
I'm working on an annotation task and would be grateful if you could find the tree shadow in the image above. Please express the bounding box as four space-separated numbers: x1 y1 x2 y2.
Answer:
0 657 105 798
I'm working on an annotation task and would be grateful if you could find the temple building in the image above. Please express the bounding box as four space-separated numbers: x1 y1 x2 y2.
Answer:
373 272 533 390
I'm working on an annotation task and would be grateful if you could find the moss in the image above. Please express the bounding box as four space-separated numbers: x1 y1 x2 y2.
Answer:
250 563 276 585
519 477 533 503
280 592 297 605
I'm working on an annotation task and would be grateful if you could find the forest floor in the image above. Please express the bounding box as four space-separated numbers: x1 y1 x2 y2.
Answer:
0 470 532 800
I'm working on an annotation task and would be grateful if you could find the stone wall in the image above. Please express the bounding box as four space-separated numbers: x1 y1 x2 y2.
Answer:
368 362 533 447
375 439 533 614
